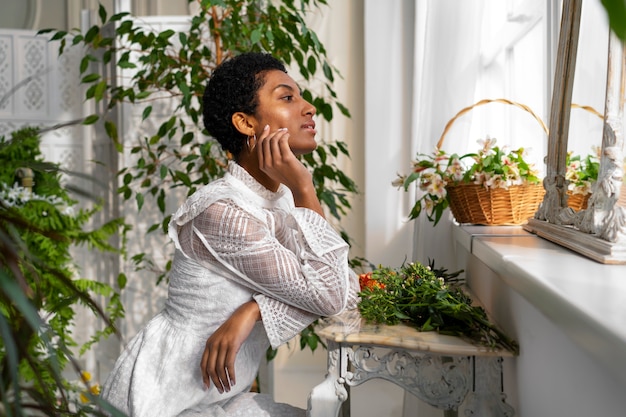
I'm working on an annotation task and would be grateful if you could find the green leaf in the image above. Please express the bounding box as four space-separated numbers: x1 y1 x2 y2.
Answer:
98 3 107 24
136 192 144 210
110 12 130 22
81 73 100 83
82 115 99 125
104 120 118 142
136 91 151 100
602 0 626 41
72 34 84 45
94 80 107 102
181 132 194 146
0 314 24 415
175 170 191 187
142 105 153 121
80 56 91 73
158 29 176 40
84 25 100 43
157 189 166 213
307 55 317 74
117 273 127 289
336 101 351 118
50 30 67 41
251 28 262 44
322 60 334 82
117 20 134 35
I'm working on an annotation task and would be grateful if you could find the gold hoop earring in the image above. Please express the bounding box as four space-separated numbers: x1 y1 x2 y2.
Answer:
246 134 256 152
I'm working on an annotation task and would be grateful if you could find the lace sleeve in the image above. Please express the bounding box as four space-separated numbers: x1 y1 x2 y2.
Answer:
176 199 358 347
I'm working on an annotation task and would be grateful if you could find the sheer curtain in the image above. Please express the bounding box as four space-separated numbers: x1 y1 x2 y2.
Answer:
409 1 486 274
365 1 487 414
363 0 485 270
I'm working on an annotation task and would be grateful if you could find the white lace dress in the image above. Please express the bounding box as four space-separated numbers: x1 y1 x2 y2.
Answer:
101 162 359 417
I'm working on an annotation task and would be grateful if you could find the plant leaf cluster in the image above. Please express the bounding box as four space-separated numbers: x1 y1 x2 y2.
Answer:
565 150 600 195
357 261 519 354
0 128 127 416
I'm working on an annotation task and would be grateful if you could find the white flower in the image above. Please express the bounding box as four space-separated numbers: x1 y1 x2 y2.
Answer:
477 136 497 154
425 174 447 199
423 197 435 216
446 157 465 182
391 174 406 188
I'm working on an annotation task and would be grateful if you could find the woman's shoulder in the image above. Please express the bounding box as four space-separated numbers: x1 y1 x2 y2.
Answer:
169 176 238 226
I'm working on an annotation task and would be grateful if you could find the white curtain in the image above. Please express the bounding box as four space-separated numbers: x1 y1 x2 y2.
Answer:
405 3 487 415
363 0 485 269
410 1 486 272
363 0 486 413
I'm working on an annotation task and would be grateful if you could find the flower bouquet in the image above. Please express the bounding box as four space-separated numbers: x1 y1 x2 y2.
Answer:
394 136 543 225
358 260 519 353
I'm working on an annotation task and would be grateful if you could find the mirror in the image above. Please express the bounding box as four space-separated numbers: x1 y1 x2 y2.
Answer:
524 0 626 263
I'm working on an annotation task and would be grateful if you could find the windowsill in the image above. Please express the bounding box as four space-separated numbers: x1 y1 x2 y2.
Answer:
453 224 626 385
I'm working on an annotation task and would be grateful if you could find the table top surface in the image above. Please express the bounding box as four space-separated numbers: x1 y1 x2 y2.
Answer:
317 309 515 357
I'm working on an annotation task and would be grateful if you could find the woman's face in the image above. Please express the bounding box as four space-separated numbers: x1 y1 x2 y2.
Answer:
252 70 317 155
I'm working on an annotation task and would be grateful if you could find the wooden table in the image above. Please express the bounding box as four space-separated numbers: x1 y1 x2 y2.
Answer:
306 309 516 417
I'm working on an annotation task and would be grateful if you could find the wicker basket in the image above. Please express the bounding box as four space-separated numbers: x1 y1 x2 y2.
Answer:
437 98 547 225
447 183 546 225
566 192 590 211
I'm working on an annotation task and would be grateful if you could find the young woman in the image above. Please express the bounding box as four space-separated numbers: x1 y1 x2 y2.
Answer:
100 52 359 416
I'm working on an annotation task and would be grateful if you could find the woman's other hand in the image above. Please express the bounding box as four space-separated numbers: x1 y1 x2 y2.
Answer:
200 300 261 393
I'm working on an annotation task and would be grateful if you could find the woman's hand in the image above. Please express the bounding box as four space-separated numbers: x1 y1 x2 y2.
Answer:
200 300 261 393
257 125 324 217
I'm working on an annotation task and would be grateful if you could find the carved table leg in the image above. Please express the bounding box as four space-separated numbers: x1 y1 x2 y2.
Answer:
307 341 349 417
464 357 515 417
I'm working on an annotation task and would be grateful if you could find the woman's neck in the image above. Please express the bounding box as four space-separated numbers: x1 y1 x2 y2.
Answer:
236 158 280 192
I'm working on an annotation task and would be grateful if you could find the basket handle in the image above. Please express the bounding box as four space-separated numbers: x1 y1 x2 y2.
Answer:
435 98 604 150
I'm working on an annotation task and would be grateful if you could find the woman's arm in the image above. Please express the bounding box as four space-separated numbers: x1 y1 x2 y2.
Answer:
178 200 359 347
188 201 353 317
200 300 261 394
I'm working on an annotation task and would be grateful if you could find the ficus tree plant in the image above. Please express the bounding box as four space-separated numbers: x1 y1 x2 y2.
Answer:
41 0 359 357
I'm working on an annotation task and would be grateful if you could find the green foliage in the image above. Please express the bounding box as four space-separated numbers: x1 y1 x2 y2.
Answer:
357 261 519 353
565 150 600 196
0 128 127 416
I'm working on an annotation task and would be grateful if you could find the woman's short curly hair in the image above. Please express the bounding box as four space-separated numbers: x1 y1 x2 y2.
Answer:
202 52 287 159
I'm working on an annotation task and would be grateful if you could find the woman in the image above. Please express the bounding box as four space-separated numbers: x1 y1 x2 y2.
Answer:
100 52 359 416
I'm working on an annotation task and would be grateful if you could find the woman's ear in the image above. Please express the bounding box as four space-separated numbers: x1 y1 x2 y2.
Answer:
232 112 256 136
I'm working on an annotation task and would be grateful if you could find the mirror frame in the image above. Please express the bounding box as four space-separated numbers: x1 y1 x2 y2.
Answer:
524 0 626 263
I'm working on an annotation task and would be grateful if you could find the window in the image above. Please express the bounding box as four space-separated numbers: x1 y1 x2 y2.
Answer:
468 0 609 172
